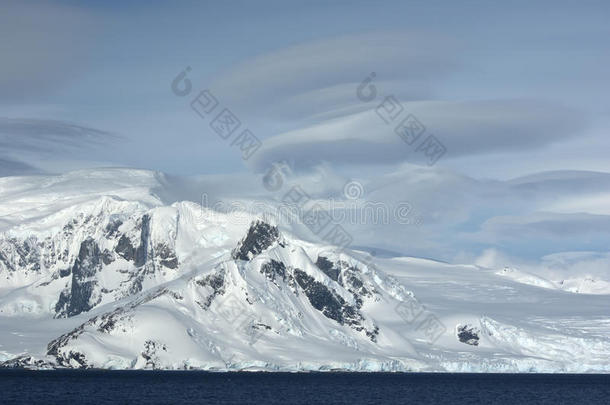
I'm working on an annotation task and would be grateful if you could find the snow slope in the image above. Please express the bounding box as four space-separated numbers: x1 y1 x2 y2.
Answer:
1 169 609 372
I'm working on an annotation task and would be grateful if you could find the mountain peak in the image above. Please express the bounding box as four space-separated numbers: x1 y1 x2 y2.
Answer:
231 220 282 261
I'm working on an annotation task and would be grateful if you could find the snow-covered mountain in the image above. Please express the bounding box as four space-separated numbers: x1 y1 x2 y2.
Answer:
1 169 609 372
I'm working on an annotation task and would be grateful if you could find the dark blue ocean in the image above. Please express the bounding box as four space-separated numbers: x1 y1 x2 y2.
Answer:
1 370 609 404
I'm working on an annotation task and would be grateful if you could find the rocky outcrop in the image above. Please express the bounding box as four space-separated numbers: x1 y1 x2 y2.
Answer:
115 235 136 262
315 256 340 281
315 256 377 309
232 221 280 261
457 324 480 346
193 268 226 310
0 355 56 370
0 237 41 276
141 340 168 369
114 214 150 267
0 203 182 319
55 238 104 318
155 243 178 269
293 268 378 342
260 259 287 285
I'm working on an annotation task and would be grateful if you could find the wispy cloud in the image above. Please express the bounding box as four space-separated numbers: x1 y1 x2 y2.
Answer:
247 99 586 171
0 156 41 176
200 32 588 172
211 31 456 117
0 117 118 153
0 117 119 176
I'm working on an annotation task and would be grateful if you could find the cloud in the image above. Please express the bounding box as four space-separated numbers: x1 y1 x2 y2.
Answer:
196 163 609 266
509 169 610 194
480 212 610 239
0 117 119 176
0 117 119 154
338 167 608 261
247 99 586 171
202 31 588 172
0 0 98 101
474 249 610 283
541 251 610 279
211 31 456 118
0 156 41 177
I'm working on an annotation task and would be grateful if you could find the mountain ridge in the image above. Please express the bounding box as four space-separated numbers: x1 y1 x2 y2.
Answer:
1 168 609 372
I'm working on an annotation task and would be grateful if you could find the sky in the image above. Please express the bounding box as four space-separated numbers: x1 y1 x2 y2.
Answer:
1 0 609 276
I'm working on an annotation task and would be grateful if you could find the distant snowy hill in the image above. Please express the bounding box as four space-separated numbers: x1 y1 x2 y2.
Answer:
0 169 609 372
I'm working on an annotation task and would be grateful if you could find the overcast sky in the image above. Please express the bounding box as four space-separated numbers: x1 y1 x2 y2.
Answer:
1 0 609 275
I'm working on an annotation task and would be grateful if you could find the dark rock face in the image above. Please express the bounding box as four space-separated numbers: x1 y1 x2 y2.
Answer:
59 268 71 278
232 221 280 261
3 208 180 320
0 250 14 273
101 249 114 265
0 237 41 275
260 259 287 285
52 351 88 369
141 340 167 369
294 269 346 325
293 268 377 341
315 256 340 281
194 269 226 309
112 214 179 296
115 214 177 271
115 235 136 262
315 257 375 309
114 215 151 267
294 269 359 326
55 238 104 318
457 324 480 346
0 355 56 369
47 319 88 368
135 214 150 267
255 253 380 341
96 307 125 334
104 218 123 238
259 260 299 294
339 264 374 309
155 243 178 269
119 215 153 296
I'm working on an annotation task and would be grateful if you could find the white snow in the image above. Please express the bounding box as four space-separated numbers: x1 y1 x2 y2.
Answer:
0 168 609 372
